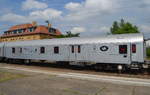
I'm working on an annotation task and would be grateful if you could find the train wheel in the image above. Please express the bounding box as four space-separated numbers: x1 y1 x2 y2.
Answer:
94 64 103 71
117 65 125 73
24 59 30 65
8 59 14 64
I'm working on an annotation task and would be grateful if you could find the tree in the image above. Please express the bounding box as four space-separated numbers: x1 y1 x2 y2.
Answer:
110 19 140 34
56 31 80 38
66 31 80 37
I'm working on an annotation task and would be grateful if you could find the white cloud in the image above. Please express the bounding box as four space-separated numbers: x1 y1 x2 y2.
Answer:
0 13 29 23
143 0 150 4
139 25 150 38
30 8 62 20
61 0 119 36
65 0 119 21
22 0 48 10
0 8 62 23
2 0 142 37
71 27 86 33
139 25 150 33
99 26 110 33
85 0 115 12
65 2 82 11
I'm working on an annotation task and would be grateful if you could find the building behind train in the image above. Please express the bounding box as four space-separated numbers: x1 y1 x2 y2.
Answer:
0 22 62 42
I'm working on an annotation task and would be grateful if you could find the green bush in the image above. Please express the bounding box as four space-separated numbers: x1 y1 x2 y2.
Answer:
146 48 150 57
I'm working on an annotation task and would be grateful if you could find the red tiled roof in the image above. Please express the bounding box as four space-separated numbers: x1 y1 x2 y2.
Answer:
34 25 49 34
8 23 33 31
2 24 62 37
55 29 62 35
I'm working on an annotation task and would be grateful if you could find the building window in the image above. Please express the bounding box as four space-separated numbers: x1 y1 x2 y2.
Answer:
18 29 22 33
22 29 25 33
119 45 127 54
4 31 6 34
28 28 34 32
49 28 56 34
54 46 59 54
13 30 17 34
12 48 15 53
40 47 45 54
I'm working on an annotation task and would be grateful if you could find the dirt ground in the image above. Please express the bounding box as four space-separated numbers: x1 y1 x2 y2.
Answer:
0 67 150 95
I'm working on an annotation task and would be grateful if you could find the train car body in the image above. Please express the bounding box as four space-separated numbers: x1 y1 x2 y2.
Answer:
0 42 5 60
1 33 144 69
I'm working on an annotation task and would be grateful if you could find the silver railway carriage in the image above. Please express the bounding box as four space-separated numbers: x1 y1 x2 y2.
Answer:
0 33 146 70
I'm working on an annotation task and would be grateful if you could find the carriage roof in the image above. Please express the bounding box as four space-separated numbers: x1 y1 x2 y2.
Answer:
3 33 144 47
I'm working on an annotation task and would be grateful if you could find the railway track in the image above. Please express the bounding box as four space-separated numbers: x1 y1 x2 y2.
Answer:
0 62 150 79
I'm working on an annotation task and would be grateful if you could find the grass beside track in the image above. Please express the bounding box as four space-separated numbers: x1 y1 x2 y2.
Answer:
0 70 27 83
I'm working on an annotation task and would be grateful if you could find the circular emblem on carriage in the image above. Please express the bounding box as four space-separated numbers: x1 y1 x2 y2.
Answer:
100 46 108 51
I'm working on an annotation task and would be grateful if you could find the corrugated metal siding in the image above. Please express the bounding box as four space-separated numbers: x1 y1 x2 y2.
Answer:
5 33 143 47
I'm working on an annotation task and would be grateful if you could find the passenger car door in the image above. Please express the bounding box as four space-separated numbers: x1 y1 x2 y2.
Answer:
69 45 81 61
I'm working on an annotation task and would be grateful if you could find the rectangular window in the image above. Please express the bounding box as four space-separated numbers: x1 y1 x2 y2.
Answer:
49 28 56 34
13 30 17 34
12 48 15 53
72 46 74 53
28 28 34 32
4 32 7 35
78 45 81 53
54 46 59 54
18 29 22 33
21 29 24 33
132 44 136 53
119 45 127 54
40 47 45 54
20 48 22 53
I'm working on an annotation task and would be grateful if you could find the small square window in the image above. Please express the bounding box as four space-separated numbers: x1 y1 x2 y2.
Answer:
119 45 127 54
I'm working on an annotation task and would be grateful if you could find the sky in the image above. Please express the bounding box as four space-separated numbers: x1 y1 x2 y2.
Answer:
0 0 150 38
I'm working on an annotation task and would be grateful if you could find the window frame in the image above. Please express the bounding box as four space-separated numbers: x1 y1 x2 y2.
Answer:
40 47 45 54
12 47 15 54
54 46 59 54
72 46 74 53
78 45 81 53
119 45 127 54
20 48 22 53
132 44 136 53
18 29 22 33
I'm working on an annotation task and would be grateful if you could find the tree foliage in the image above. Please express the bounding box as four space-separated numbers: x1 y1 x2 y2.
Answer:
110 19 140 34
56 31 80 38
146 48 150 57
